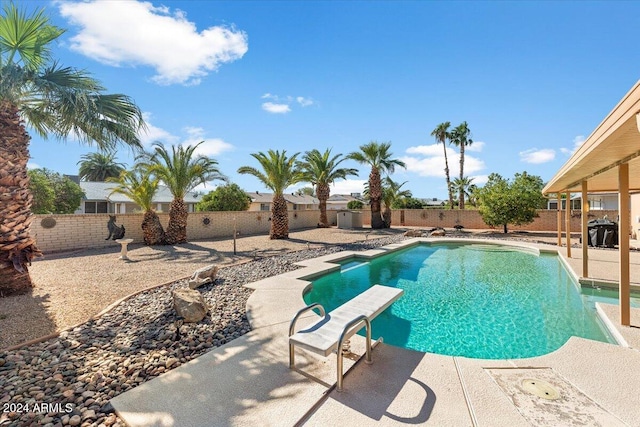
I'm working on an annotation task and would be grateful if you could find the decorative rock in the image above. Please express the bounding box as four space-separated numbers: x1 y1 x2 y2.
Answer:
68 415 81 426
403 229 424 237
188 265 219 289
172 289 209 323
429 228 446 237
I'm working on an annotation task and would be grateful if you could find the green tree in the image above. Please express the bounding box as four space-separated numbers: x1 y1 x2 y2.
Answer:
138 142 226 245
347 141 405 229
28 169 54 214
295 187 315 196
238 150 303 239
297 148 358 228
28 168 84 214
347 200 364 209
476 172 546 233
392 197 423 209
452 176 475 207
108 169 165 245
450 122 473 209
431 122 454 209
78 150 126 181
197 183 250 212
0 4 145 295
381 178 412 227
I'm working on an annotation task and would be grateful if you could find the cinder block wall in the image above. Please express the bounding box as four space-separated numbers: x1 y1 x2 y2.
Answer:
359 209 619 231
31 210 337 253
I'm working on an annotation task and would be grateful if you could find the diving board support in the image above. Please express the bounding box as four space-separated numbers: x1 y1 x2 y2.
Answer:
288 285 403 391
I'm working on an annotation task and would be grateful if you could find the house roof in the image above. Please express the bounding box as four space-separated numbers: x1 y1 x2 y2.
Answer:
246 191 319 205
80 181 201 203
327 194 361 203
543 81 640 194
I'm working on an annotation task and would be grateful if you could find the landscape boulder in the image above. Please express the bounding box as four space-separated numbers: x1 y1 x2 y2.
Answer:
403 229 425 237
429 227 446 237
188 264 219 289
173 289 209 323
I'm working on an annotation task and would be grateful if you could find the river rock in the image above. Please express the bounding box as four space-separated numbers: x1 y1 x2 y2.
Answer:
172 289 209 323
188 265 219 289
403 229 424 237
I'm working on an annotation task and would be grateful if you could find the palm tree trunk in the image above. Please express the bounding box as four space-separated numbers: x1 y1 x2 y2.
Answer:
459 144 465 210
443 145 454 210
165 198 188 244
271 194 289 239
316 183 330 228
369 167 385 229
0 101 42 296
382 206 392 228
142 210 166 245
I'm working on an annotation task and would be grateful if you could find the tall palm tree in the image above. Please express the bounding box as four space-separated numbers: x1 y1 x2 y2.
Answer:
430 122 454 210
78 150 126 181
0 4 145 295
139 142 225 245
297 149 358 228
452 176 475 208
381 178 411 228
238 150 303 239
450 122 473 209
108 169 165 245
347 141 405 229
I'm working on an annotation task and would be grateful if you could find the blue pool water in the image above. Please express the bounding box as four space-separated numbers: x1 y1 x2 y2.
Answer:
303 242 634 359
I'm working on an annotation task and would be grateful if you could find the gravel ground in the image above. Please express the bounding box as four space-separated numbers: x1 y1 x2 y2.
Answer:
0 233 407 427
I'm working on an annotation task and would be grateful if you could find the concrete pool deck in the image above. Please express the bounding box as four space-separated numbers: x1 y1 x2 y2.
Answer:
111 238 640 426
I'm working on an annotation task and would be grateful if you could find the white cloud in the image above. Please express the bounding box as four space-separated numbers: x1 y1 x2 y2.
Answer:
296 96 314 107
27 162 40 170
402 144 485 178
58 1 248 85
139 112 180 146
470 174 489 185
560 135 585 155
182 127 234 157
330 179 367 195
262 102 291 114
466 141 485 152
519 148 556 164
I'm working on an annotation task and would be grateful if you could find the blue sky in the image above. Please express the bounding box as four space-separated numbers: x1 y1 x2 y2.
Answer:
20 0 640 199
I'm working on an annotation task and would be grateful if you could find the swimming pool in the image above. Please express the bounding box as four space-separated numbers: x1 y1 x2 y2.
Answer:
303 242 631 359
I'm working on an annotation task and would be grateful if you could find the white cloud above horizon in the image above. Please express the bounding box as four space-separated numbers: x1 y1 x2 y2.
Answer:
58 0 248 85
519 148 556 164
402 144 485 178
467 141 485 152
27 162 40 170
560 135 586 155
261 93 314 113
261 102 291 114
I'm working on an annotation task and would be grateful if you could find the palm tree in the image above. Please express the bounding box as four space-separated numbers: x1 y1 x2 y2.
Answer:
297 149 358 228
0 4 145 296
78 150 126 181
430 122 454 210
381 178 411 228
347 141 405 229
450 122 473 209
108 169 165 245
238 150 303 239
139 142 225 245
452 176 475 208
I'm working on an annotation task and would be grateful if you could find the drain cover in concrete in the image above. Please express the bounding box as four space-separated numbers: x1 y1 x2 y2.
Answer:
486 368 625 427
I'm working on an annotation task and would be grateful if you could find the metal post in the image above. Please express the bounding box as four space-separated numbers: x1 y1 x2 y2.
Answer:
581 181 589 278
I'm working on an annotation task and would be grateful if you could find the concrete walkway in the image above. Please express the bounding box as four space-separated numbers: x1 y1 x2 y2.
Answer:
111 238 640 426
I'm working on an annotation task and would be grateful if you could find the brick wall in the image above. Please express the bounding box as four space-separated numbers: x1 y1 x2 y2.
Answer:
31 210 338 253
358 209 619 232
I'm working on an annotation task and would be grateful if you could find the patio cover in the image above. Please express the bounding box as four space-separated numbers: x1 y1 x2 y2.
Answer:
543 80 640 194
542 80 640 327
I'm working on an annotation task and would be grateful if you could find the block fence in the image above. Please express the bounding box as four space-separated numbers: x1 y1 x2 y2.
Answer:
30 208 618 254
31 210 338 253
358 208 619 232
